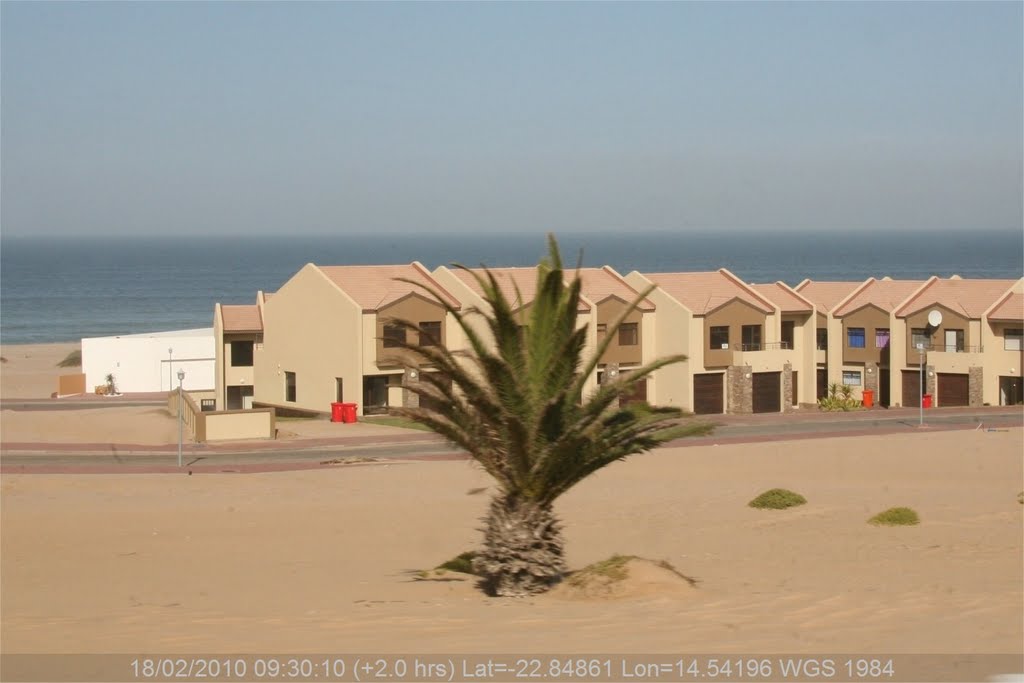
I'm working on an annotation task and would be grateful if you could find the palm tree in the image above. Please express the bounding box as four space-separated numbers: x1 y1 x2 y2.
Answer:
391 236 701 597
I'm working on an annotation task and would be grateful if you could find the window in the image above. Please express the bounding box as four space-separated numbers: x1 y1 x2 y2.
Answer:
230 340 254 367
596 323 607 338
284 371 296 403
842 371 862 386
911 328 929 350
618 322 638 346
781 321 795 349
741 325 762 351
847 327 866 349
944 329 965 352
1005 328 1023 351
710 326 729 350
816 328 828 350
383 323 404 348
418 321 441 347
875 328 890 349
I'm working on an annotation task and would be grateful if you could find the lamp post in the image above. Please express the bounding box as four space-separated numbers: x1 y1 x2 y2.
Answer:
168 348 173 391
916 343 924 427
177 368 186 467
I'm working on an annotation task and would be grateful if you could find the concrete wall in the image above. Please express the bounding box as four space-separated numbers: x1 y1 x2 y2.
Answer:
83 328 214 393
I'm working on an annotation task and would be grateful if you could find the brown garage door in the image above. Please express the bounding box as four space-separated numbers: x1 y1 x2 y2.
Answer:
753 372 781 413
902 369 922 407
619 378 648 408
937 373 969 407
693 373 724 414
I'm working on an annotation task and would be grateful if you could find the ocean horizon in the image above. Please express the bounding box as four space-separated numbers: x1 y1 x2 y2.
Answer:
2 230 1022 345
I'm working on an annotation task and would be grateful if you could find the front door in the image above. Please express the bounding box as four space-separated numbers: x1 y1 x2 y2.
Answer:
1000 376 1023 406
944 329 964 352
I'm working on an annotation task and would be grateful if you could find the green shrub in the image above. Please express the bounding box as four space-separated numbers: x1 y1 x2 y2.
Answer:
748 488 807 510
566 554 633 586
818 383 861 411
868 507 920 526
436 551 478 575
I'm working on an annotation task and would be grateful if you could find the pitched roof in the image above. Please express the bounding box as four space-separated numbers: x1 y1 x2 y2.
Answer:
451 267 591 312
749 282 812 313
315 263 459 311
793 280 866 313
834 278 926 317
895 277 1020 319
988 292 1024 321
577 267 654 311
221 305 263 333
641 270 773 315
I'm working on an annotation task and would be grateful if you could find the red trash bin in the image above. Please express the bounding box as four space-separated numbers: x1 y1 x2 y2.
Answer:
341 403 358 424
862 389 874 408
922 394 933 409
331 402 344 423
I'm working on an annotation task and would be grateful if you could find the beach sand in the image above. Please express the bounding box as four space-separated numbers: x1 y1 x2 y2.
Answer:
0 342 79 399
2 429 1021 657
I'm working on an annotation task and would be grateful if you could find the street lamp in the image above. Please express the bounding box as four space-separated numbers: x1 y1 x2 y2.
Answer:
168 347 173 391
177 368 186 467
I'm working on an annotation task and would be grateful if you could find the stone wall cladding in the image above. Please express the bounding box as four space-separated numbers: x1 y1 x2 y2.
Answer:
727 365 753 414
783 363 793 412
402 368 420 410
864 361 879 398
969 366 984 407
926 365 937 398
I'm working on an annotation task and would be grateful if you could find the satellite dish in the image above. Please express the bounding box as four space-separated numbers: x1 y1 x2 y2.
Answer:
927 310 943 327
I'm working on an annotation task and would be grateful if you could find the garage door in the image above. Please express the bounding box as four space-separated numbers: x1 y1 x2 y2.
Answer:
619 378 648 408
937 373 969 407
693 373 724 415
753 372 781 413
902 370 922 407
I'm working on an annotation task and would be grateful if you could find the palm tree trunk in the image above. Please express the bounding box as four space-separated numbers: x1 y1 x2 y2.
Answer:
474 493 566 597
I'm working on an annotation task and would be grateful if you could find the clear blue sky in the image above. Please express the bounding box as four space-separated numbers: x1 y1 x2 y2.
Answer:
2 1 1021 237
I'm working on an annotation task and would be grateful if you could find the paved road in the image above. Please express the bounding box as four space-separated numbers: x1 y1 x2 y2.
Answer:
2 407 1019 474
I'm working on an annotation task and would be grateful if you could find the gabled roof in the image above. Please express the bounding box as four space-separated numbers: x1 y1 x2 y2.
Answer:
987 292 1024 322
221 305 263 333
749 282 813 314
315 263 460 312
895 277 1020 319
793 280 866 313
577 267 654 311
641 269 774 315
452 267 592 312
834 278 926 317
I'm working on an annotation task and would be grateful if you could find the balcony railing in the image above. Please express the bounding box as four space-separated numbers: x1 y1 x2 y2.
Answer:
918 344 984 354
740 342 793 352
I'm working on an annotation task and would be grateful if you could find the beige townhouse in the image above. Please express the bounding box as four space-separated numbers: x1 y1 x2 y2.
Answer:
623 269 799 414
431 266 655 402
747 281 817 408
827 278 928 407
793 279 870 401
214 263 462 416
213 294 268 410
893 276 1023 407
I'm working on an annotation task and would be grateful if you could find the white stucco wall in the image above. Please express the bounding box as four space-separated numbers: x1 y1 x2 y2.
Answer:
82 328 215 393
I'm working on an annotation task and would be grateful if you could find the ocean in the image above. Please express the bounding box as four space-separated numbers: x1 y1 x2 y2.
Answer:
1 230 1021 345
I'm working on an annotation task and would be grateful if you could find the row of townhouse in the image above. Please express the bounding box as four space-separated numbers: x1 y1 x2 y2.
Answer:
212 262 1024 417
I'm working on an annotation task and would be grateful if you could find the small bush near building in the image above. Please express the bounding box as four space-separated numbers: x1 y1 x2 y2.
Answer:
748 488 807 510
868 507 920 526
818 383 861 411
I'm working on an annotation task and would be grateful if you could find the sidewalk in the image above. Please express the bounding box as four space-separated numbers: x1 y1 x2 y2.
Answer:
2 404 1020 457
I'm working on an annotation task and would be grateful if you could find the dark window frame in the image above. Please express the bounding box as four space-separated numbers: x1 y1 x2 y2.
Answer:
418 321 441 347
382 323 405 348
618 322 639 346
710 326 729 350
284 371 296 403
741 324 762 351
847 327 866 349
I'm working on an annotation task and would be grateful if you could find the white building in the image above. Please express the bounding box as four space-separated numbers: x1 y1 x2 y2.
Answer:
82 328 215 393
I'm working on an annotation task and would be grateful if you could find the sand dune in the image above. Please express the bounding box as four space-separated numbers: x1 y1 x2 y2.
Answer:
2 429 1021 659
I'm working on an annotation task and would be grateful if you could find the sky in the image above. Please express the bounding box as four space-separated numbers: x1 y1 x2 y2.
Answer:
1 1 1021 238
